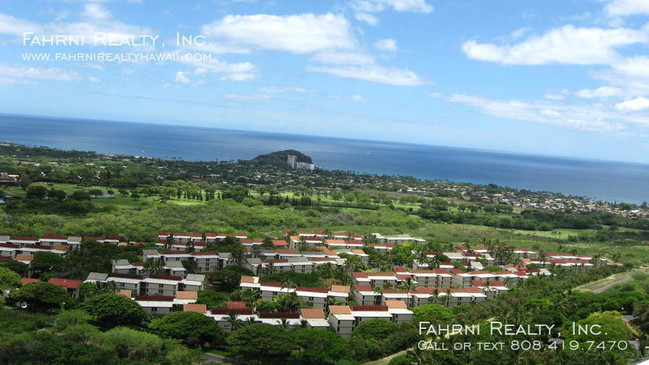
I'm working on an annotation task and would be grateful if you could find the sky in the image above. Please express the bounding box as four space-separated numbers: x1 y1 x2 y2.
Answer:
1 0 649 163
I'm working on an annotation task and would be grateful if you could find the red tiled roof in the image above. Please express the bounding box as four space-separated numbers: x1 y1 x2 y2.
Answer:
48 278 82 289
259 282 282 287
135 295 174 301
149 274 182 281
300 308 325 319
258 312 299 319
329 306 352 315
184 304 207 313
226 301 247 310
110 273 145 280
296 286 328 293
191 251 218 256
176 291 198 300
25 244 53 250
351 305 388 311
42 233 68 239
452 287 482 293
211 308 253 315
354 284 374 292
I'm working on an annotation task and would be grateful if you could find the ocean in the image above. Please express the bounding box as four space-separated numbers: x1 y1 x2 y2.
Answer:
0 114 648 204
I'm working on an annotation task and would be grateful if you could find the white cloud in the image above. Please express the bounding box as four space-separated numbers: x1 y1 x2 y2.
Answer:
201 13 356 54
575 86 622 98
615 97 649 111
544 93 565 101
308 65 423 86
592 56 649 96
605 0 649 17
82 3 112 21
611 56 649 79
0 11 153 48
259 86 310 93
0 13 43 36
351 94 366 102
87 76 102 82
462 25 647 65
175 71 191 84
354 12 379 25
0 63 81 82
312 50 375 65
510 27 531 40
351 0 433 14
446 93 638 133
182 55 259 81
374 38 397 52
224 93 271 100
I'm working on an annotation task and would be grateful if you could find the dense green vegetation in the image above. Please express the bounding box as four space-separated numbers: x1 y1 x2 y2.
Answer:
2 143 649 364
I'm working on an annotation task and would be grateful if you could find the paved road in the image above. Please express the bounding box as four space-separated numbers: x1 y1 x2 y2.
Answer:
592 270 649 294
201 353 233 364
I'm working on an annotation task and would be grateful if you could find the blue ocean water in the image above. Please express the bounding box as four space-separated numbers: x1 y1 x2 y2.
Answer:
0 114 648 204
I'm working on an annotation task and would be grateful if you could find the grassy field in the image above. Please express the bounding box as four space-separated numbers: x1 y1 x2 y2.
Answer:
2 183 649 266
573 269 646 293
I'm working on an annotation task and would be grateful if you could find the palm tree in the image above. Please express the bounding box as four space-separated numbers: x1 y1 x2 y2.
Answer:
226 311 243 333
398 278 416 307
279 318 290 330
444 288 452 307
143 258 165 275
429 288 440 305
240 288 260 307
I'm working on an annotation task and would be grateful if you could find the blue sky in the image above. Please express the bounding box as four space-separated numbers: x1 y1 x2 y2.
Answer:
1 0 649 163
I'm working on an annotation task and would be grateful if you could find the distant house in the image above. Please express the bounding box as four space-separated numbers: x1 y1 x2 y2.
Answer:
48 278 83 298
0 173 19 184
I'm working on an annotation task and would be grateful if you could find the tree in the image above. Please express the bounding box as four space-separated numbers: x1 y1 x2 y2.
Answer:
181 259 199 274
0 266 21 290
0 260 29 276
294 328 350 364
411 304 453 324
197 290 226 309
52 309 93 332
226 311 244 333
94 326 164 361
71 190 91 201
9 281 70 311
143 258 166 275
79 281 118 299
227 323 295 358
89 188 104 197
82 293 147 329
274 292 302 313
634 301 649 334
31 251 67 275
26 185 48 199
352 319 398 340
149 311 225 347
47 188 67 201
211 265 254 290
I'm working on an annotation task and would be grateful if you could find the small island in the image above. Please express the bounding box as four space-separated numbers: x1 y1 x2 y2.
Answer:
252 150 315 170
